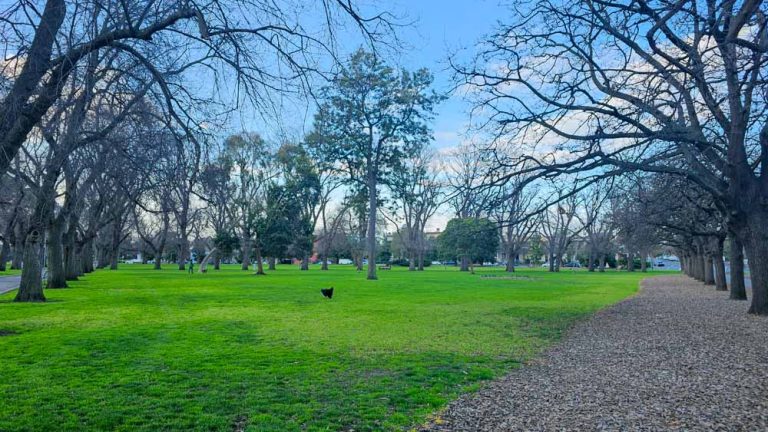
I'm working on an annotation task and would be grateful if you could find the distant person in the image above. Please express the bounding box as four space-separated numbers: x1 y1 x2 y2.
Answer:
188 257 194 274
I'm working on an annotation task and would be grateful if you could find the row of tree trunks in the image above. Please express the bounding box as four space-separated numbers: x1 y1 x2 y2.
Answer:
680 236 748 302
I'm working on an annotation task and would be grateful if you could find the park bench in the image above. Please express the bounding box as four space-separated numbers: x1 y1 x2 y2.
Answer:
378 264 392 270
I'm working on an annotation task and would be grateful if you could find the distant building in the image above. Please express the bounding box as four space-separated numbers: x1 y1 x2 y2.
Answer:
424 228 442 240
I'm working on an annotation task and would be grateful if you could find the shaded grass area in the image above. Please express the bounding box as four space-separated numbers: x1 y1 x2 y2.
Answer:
0 265 656 431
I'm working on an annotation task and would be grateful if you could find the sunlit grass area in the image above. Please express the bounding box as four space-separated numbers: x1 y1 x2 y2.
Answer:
0 264 656 431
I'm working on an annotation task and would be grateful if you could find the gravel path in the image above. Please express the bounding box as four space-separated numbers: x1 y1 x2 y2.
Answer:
420 275 768 431
0 276 20 295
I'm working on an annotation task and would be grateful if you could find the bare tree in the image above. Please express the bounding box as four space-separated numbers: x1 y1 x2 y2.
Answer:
225 133 276 274
198 153 234 270
490 180 539 272
579 183 615 272
387 147 442 271
457 0 768 314
0 0 396 176
540 189 582 272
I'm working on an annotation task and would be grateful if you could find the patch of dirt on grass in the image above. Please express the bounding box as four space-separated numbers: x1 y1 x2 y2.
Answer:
479 275 535 281
231 414 248 432
0 329 19 336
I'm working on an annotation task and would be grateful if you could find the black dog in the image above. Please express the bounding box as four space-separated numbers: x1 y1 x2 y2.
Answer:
320 287 334 299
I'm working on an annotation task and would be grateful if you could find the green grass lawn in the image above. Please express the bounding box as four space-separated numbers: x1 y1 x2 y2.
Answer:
0 264 657 431
0 267 21 276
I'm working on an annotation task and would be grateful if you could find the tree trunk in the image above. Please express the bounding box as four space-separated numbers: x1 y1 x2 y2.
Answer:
75 242 84 277
0 240 9 271
109 249 119 270
65 241 81 281
598 255 606 272
627 252 635 272
110 222 123 271
744 216 768 315
366 176 378 281
255 247 265 275
268 257 276 271
63 217 79 281
96 246 107 269
241 237 251 270
713 239 727 291
214 253 221 270
505 259 515 272
417 251 425 271
154 248 163 270
177 238 188 271
548 253 555 272
730 236 747 300
321 254 328 271
704 255 715 285
640 252 647 272
505 245 515 272
82 239 94 274
15 231 45 302
47 220 67 288
11 238 23 269
301 254 309 271
408 251 416 271
588 249 596 272
691 254 700 280
698 253 706 281
199 248 217 273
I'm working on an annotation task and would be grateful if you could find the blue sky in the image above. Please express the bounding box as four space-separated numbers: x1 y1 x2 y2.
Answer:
392 0 506 150
228 1 508 151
